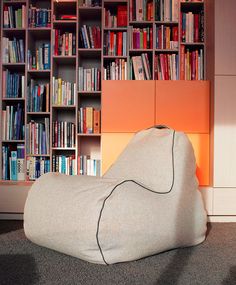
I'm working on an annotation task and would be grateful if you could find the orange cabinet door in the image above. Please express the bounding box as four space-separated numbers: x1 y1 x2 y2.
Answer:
187 133 210 186
102 80 155 132
155 81 210 133
101 133 134 175
101 133 209 186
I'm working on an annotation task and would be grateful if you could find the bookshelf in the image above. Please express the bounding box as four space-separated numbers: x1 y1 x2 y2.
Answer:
0 0 207 185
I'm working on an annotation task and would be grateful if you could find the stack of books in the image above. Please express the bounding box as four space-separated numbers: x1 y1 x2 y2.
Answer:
104 59 127 80
78 67 101 91
130 0 154 21
2 71 25 98
52 121 75 148
104 5 127 28
52 155 76 175
181 11 204 43
52 30 76 56
27 157 50 181
156 25 178 49
78 155 101 176
129 27 153 49
103 31 127 56
154 53 179 80
52 77 76 106
28 5 51 28
155 0 179 21
27 80 50 112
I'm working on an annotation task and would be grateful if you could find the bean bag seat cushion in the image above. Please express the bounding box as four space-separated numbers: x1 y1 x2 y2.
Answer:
24 127 207 265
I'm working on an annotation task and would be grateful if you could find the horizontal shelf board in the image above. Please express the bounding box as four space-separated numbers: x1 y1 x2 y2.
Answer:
155 21 179 25
181 1 204 4
155 49 179 52
103 27 128 31
129 49 153 52
129 21 153 25
28 27 51 31
27 112 51 115
78 90 101 94
52 147 76 150
2 97 25 101
28 69 50 73
103 55 127 59
78 133 101 137
79 7 102 10
2 63 25 66
52 105 76 109
26 154 50 157
2 140 25 143
2 28 26 31
104 0 127 2
0 180 33 186
181 42 205 46
53 20 77 24
3 1 26 5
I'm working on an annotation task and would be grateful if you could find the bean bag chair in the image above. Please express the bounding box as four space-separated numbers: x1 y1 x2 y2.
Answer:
24 126 207 265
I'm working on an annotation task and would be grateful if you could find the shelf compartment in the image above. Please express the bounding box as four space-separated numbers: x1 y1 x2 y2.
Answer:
52 105 76 109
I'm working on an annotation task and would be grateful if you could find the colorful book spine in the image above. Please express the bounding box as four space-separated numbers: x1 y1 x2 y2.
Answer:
2 71 25 98
129 27 153 49
78 67 101 91
26 157 50 181
104 59 127 80
52 77 76 106
181 11 204 43
27 80 50 112
27 43 51 70
154 53 179 80
52 155 76 175
131 53 152 80
78 108 101 134
79 25 101 49
53 30 76 56
2 37 25 63
52 121 75 148
103 31 127 56
78 155 101 177
156 25 178 49
3 4 26 28
28 5 51 28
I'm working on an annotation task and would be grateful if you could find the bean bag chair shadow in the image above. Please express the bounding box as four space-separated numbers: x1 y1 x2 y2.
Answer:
24 126 207 265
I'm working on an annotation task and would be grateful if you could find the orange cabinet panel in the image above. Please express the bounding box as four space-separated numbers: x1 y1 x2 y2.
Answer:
187 133 210 186
101 133 134 175
155 81 210 133
101 132 209 186
102 80 155 132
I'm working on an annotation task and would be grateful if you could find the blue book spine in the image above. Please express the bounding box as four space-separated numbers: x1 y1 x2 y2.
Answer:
11 151 17 180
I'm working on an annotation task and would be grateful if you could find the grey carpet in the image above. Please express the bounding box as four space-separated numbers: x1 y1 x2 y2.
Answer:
0 221 235 285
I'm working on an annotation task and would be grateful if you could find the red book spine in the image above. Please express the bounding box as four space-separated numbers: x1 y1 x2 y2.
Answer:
117 32 122 56
194 14 199 42
83 108 86 133
180 45 185 80
150 27 153 49
143 29 147 49
117 6 127 27
55 29 58 55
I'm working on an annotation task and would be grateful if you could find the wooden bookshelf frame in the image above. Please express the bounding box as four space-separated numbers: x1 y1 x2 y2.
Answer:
0 0 207 186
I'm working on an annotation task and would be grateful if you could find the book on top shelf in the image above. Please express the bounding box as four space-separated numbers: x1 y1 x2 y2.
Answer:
28 5 51 28
130 0 154 22
3 3 26 28
155 0 179 22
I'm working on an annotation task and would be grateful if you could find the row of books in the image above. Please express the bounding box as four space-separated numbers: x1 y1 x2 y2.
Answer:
28 5 51 28
27 157 50 181
156 25 178 49
2 37 25 63
52 30 76 56
181 11 204 43
27 80 50 112
129 27 153 49
180 47 204 80
104 6 128 28
2 71 25 98
78 107 101 134
79 25 101 49
2 144 25 181
104 59 128 80
154 53 179 80
78 67 101 91
3 5 26 28
52 121 76 148
79 155 101 176
52 77 76 106
103 31 127 56
131 53 152 80
27 43 51 70
2 104 24 141
26 119 50 155
130 0 154 21
52 155 76 175
156 0 179 22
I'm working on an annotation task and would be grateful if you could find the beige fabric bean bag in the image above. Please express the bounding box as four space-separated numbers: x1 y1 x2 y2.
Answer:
24 127 207 265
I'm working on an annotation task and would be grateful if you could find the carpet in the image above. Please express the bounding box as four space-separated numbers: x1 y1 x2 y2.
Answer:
0 221 235 285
